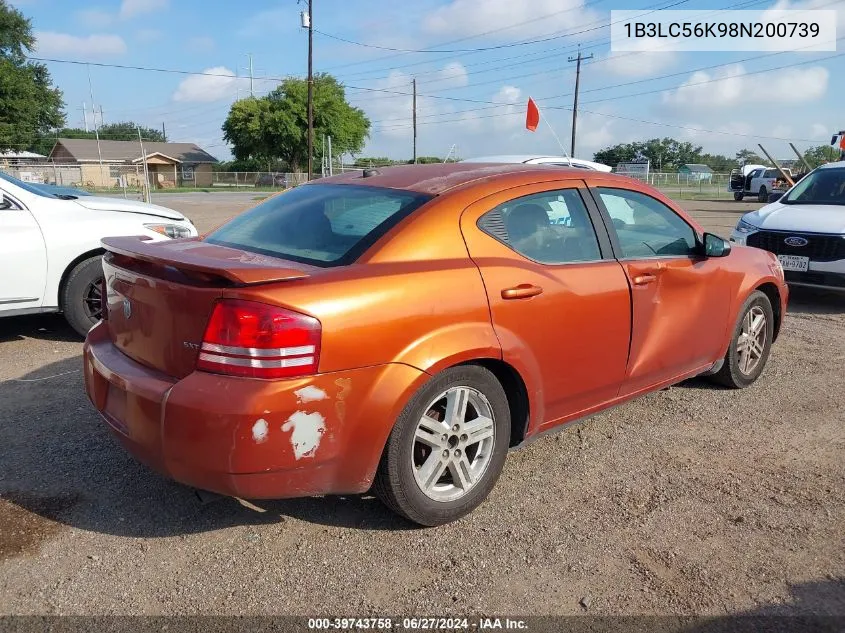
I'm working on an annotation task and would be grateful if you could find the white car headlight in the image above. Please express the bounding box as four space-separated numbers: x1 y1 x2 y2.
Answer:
144 223 194 239
735 219 758 234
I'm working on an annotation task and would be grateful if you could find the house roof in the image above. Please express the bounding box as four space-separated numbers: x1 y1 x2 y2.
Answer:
680 163 713 173
50 138 218 163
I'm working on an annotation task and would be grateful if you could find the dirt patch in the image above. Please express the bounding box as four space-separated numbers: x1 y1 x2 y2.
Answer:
0 492 78 560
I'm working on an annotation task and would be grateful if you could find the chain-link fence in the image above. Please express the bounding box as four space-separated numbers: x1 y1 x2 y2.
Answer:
615 170 735 200
0 162 147 196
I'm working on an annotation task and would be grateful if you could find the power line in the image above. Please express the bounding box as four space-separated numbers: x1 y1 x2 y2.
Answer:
317 0 692 55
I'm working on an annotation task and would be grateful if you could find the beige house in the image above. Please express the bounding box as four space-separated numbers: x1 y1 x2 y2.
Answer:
48 138 218 188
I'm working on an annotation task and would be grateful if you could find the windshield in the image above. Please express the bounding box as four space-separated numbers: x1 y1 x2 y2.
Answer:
0 170 70 199
782 168 845 206
205 184 433 267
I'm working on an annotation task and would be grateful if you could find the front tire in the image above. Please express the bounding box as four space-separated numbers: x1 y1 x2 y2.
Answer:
758 186 768 203
62 256 104 338
733 192 744 201
711 290 774 389
373 365 511 526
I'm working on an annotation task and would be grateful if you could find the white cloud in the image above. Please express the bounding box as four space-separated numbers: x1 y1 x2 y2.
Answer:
120 0 168 19
768 0 845 30
662 64 829 109
76 0 168 28
172 67 249 103
810 123 829 139
423 0 600 39
186 36 215 53
437 62 468 89
35 32 127 58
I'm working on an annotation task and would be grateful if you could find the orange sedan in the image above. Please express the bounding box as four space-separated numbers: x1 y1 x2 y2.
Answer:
83 164 788 526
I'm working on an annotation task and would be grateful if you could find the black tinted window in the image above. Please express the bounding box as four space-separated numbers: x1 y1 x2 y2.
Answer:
205 184 432 266
478 189 602 264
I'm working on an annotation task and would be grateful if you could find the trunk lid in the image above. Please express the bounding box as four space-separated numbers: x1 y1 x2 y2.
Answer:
101 236 313 378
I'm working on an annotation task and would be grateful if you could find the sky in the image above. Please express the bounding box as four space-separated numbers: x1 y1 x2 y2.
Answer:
10 0 845 163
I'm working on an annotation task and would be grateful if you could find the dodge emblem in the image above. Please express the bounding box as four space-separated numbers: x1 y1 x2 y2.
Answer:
784 236 808 247
122 298 132 319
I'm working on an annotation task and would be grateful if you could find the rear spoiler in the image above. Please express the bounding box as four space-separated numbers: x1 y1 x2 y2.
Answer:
102 236 312 285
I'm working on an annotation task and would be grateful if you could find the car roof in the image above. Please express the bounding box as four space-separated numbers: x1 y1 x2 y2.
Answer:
817 160 845 170
315 162 600 196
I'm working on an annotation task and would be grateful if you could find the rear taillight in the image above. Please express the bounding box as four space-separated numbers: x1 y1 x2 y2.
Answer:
196 299 321 379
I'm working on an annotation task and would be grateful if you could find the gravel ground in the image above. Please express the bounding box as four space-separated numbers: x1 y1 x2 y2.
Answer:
0 194 843 616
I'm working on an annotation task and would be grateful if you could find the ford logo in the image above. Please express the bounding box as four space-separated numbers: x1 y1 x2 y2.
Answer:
122 298 132 319
784 236 808 247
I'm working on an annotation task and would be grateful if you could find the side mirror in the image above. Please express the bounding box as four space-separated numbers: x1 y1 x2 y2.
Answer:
703 232 731 257
768 191 784 203
0 197 12 210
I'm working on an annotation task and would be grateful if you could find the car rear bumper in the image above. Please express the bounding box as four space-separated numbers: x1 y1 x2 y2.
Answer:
83 322 427 499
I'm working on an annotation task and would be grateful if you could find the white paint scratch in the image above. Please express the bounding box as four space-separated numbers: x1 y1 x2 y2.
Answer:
252 419 269 444
281 411 325 459
294 385 327 404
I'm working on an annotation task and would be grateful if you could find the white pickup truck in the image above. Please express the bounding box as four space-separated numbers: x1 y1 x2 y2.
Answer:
728 164 793 202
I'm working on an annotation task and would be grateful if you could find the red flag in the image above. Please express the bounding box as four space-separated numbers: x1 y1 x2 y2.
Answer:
526 97 539 132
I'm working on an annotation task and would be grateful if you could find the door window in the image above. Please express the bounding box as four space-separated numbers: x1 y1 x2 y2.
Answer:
597 188 697 259
477 189 602 264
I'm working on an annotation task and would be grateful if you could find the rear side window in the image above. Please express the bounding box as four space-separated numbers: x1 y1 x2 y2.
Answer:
764 169 779 178
205 184 432 266
477 188 602 264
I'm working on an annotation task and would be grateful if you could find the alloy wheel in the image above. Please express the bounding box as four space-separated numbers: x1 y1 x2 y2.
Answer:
737 305 767 375
412 386 496 502
82 277 103 322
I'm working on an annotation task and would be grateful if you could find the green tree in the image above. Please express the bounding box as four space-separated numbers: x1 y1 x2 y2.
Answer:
735 148 765 166
0 0 65 153
802 145 837 169
222 73 370 172
32 122 167 156
699 153 735 172
593 142 640 167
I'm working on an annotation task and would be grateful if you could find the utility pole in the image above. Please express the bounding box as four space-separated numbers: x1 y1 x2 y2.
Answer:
86 65 105 185
567 45 593 158
98 105 105 127
138 126 151 203
161 122 167 141
80 102 89 132
303 0 314 181
412 78 417 164
246 54 255 97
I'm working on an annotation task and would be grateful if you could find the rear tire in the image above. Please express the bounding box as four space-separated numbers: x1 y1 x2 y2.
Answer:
758 186 768 203
373 365 510 526
711 290 774 389
62 256 104 338
733 192 744 201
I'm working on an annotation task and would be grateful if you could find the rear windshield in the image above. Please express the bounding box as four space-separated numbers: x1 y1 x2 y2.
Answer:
205 184 433 266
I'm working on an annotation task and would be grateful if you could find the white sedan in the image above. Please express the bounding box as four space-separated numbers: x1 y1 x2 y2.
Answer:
0 170 198 336
730 161 845 292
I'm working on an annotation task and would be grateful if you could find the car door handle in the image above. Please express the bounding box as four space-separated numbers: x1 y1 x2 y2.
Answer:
501 284 544 300
632 273 657 286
